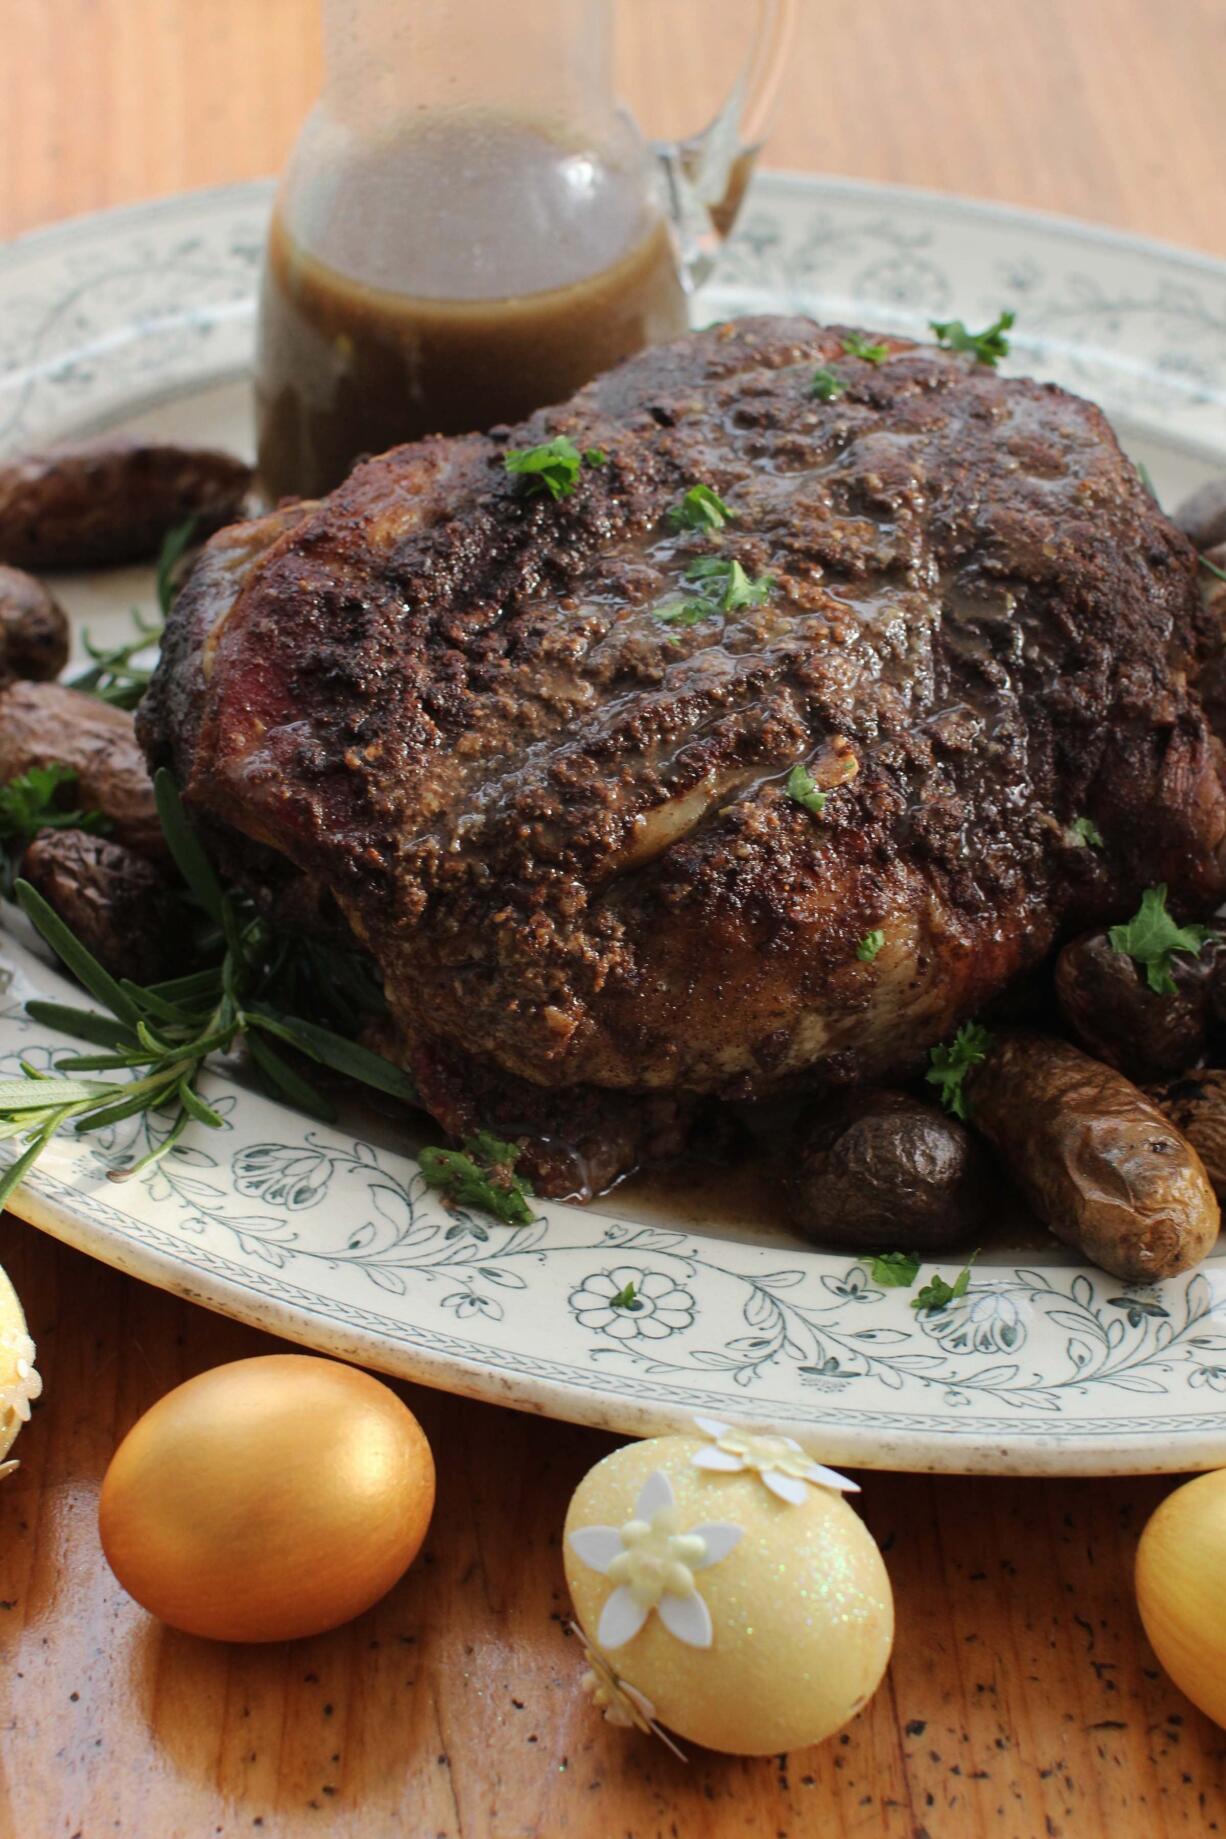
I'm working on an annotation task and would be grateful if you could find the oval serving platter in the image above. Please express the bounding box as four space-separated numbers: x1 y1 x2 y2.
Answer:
2 173 1226 1475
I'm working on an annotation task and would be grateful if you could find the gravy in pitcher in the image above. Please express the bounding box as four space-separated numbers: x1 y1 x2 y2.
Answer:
255 114 690 500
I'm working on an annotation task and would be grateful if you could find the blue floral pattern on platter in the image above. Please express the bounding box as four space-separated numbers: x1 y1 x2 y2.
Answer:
1 175 1225 1474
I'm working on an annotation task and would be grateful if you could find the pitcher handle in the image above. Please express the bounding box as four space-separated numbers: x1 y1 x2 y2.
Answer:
653 0 799 290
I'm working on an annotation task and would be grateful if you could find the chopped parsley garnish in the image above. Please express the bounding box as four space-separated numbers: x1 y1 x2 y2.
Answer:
926 1022 991 1120
856 929 885 963
503 436 604 501
610 1280 641 1311
841 333 890 365
786 763 828 816
1201 552 1226 585
654 600 713 634
683 556 772 611
1070 815 1104 849
911 1255 977 1313
0 765 112 850
1107 884 1217 996
418 1130 536 1225
653 557 772 636
810 367 846 402
869 1251 920 1288
929 309 1015 368
667 484 733 532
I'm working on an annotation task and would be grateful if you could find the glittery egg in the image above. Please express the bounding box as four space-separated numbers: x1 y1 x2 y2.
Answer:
0 1263 41 1477
564 1432 893 1755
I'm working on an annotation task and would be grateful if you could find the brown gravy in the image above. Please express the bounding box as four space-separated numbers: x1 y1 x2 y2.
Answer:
255 117 690 500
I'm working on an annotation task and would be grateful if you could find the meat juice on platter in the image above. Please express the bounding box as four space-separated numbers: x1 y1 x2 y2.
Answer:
256 114 689 501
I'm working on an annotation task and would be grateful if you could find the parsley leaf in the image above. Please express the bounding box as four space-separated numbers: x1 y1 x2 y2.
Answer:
841 333 890 365
1201 552 1226 586
926 1022 991 1120
654 557 772 635
1070 816 1104 849
503 435 602 502
869 1251 920 1288
667 484 733 533
1107 884 1218 996
653 599 713 634
911 1254 978 1313
610 1280 641 1311
683 556 772 612
929 309 1015 368
0 765 112 850
810 367 846 402
857 929 885 962
418 1129 536 1225
786 763 828 816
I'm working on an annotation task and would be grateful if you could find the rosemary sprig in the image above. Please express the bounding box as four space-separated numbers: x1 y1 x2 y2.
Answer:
0 773 417 1208
65 607 164 710
66 515 196 709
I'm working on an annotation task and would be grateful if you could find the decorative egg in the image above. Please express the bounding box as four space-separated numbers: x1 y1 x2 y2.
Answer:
564 1424 893 1754
1136 1469 1226 1728
0 1263 41 1477
100 1354 434 1642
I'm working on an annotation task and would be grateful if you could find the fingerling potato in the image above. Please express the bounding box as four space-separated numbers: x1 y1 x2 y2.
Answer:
965 1030 1219 1282
786 1088 987 1249
0 437 252 571
1055 929 1212 1082
0 565 69 681
1146 1070 1226 1202
0 679 164 859
21 829 178 983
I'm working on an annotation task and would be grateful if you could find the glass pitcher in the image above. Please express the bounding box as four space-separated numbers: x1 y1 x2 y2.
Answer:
255 0 797 501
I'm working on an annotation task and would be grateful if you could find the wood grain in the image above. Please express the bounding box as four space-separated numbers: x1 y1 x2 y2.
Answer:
2 3 1226 1835
6 1225 1226 1839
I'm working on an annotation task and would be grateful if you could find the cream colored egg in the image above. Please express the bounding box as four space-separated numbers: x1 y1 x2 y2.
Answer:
1137 1469 1226 1728
100 1355 434 1642
0 1262 41 1474
564 1433 893 1754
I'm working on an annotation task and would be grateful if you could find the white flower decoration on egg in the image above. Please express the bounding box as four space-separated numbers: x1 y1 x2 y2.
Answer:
567 1469 742 1649
0 1331 41 1424
691 1417 857 1505
573 1626 687 1758
0 1329 41 1481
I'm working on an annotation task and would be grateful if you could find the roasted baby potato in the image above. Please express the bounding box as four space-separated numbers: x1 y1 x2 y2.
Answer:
966 1031 1219 1282
1055 929 1211 1081
1175 477 1226 554
1147 1070 1226 1202
0 437 252 571
786 1088 988 1249
21 829 177 984
0 565 69 681
0 680 163 859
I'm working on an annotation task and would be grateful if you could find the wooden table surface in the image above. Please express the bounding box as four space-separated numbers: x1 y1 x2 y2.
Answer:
3 4 1226 1835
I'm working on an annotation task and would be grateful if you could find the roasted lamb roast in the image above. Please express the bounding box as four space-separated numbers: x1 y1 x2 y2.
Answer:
139 317 1226 1196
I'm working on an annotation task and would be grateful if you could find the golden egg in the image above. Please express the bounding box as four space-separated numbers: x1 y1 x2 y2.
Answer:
564 1433 893 1754
1136 1469 1226 1728
100 1354 434 1642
